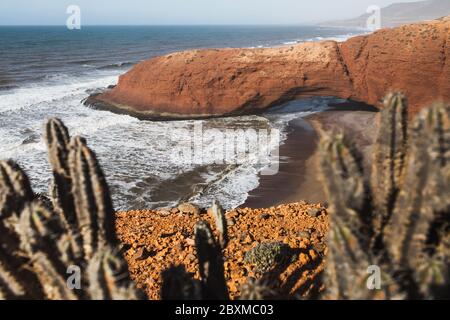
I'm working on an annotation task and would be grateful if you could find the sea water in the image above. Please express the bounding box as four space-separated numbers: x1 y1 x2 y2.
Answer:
0 25 361 210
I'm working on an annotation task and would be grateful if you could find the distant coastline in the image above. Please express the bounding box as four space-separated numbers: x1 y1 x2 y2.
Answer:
320 0 450 28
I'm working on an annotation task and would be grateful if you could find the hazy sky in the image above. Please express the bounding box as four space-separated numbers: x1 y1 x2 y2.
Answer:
0 0 422 25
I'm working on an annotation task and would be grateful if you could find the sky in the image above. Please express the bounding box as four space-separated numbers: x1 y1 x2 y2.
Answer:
0 0 422 25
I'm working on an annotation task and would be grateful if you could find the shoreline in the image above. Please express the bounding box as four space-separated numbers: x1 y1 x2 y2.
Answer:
243 104 379 209
242 116 321 208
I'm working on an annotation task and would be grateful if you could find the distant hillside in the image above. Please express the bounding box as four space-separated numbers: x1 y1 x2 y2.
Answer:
321 0 450 29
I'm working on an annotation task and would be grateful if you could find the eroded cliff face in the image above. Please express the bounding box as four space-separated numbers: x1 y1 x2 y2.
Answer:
88 17 450 119
341 16 450 114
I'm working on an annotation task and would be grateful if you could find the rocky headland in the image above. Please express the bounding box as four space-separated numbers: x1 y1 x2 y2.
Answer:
86 16 450 119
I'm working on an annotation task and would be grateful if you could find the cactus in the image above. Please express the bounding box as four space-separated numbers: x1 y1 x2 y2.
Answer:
158 206 230 300
160 265 202 300
239 277 278 300
0 118 143 300
385 103 450 297
209 200 228 248
33 193 54 211
68 136 117 260
318 133 373 253
371 93 408 234
319 94 450 299
323 223 364 300
18 201 77 300
194 221 229 300
87 246 145 300
45 118 76 225
0 160 34 219
0 160 44 299
244 242 292 274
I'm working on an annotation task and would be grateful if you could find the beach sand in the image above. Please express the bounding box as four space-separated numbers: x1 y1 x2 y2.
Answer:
243 106 379 208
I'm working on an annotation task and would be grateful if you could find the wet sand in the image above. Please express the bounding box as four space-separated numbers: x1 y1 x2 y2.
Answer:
243 106 379 208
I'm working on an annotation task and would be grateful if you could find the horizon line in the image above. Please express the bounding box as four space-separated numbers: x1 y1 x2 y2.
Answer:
0 23 328 27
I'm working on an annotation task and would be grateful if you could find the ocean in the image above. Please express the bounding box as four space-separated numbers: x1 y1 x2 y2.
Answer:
0 25 362 210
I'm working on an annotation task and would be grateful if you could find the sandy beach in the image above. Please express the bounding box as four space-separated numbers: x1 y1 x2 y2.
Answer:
243 105 379 208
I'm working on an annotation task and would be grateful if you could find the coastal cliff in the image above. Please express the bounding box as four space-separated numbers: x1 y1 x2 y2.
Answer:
87 16 450 119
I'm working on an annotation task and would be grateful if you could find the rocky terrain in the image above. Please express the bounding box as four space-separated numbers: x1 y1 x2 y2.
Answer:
87 16 450 119
116 202 328 300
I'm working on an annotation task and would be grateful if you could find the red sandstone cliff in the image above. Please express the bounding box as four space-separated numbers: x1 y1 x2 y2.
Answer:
88 17 450 119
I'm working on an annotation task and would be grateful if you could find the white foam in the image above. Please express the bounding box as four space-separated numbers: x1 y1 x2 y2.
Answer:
283 41 298 45
301 33 365 43
0 50 344 211
0 73 119 113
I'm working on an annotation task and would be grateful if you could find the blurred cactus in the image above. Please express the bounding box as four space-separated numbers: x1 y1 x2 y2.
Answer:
244 242 292 274
0 160 34 218
0 161 43 299
45 118 76 225
371 93 408 235
194 221 229 300
239 277 278 300
160 265 202 300
68 136 117 259
322 220 396 299
0 118 143 300
319 93 450 299
209 200 228 248
159 201 230 300
87 246 144 300
318 133 373 253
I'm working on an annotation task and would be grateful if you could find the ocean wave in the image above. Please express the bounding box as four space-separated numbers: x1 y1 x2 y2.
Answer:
97 61 134 70
302 33 359 43
263 32 364 49
283 41 298 45
0 73 119 113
